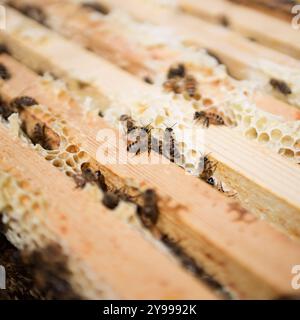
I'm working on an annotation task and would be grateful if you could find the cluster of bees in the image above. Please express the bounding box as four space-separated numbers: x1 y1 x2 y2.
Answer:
120 113 228 197
163 63 201 100
163 64 226 128
73 161 159 229
120 114 181 163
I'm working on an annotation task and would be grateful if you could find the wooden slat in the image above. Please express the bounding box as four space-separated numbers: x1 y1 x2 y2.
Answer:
8 0 300 121
99 0 300 80
178 0 300 60
228 0 298 22
1 12 300 298
0 123 215 299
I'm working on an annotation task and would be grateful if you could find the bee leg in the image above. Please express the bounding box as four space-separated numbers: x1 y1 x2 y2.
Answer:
203 117 210 128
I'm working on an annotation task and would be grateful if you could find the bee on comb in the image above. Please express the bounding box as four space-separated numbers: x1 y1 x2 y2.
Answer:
194 110 225 128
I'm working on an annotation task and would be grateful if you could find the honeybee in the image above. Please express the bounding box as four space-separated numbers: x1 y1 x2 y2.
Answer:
102 192 120 210
10 96 38 111
127 124 152 156
270 78 292 95
194 110 225 128
127 135 144 156
120 114 138 134
184 75 200 99
0 63 11 80
81 163 107 192
199 155 218 181
143 76 154 85
30 123 52 150
0 97 12 120
164 66 201 100
167 63 186 79
137 189 159 228
163 78 184 94
163 123 180 163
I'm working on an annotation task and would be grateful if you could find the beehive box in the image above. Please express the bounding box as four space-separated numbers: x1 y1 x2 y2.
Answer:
0 0 300 300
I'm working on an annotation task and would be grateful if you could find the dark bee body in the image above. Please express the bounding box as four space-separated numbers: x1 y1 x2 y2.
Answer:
10 96 38 111
102 192 120 210
0 97 13 120
143 76 154 85
0 63 11 80
81 163 107 192
0 44 10 55
199 155 218 181
163 65 200 100
194 111 225 128
219 15 230 27
120 114 138 133
140 125 153 156
137 189 159 228
127 135 143 155
163 126 180 163
81 1 110 15
270 78 292 95
126 123 153 156
29 123 53 150
167 63 186 79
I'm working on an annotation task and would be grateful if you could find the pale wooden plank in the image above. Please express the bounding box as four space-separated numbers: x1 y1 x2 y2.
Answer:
99 0 300 80
178 0 300 60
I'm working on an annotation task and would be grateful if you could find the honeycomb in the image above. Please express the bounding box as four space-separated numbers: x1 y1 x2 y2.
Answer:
7 104 91 177
0 170 53 251
0 169 118 299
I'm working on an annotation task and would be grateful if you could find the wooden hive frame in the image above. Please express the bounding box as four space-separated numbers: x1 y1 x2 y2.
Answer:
177 0 300 59
0 1 299 300
95 0 300 80
226 0 300 22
